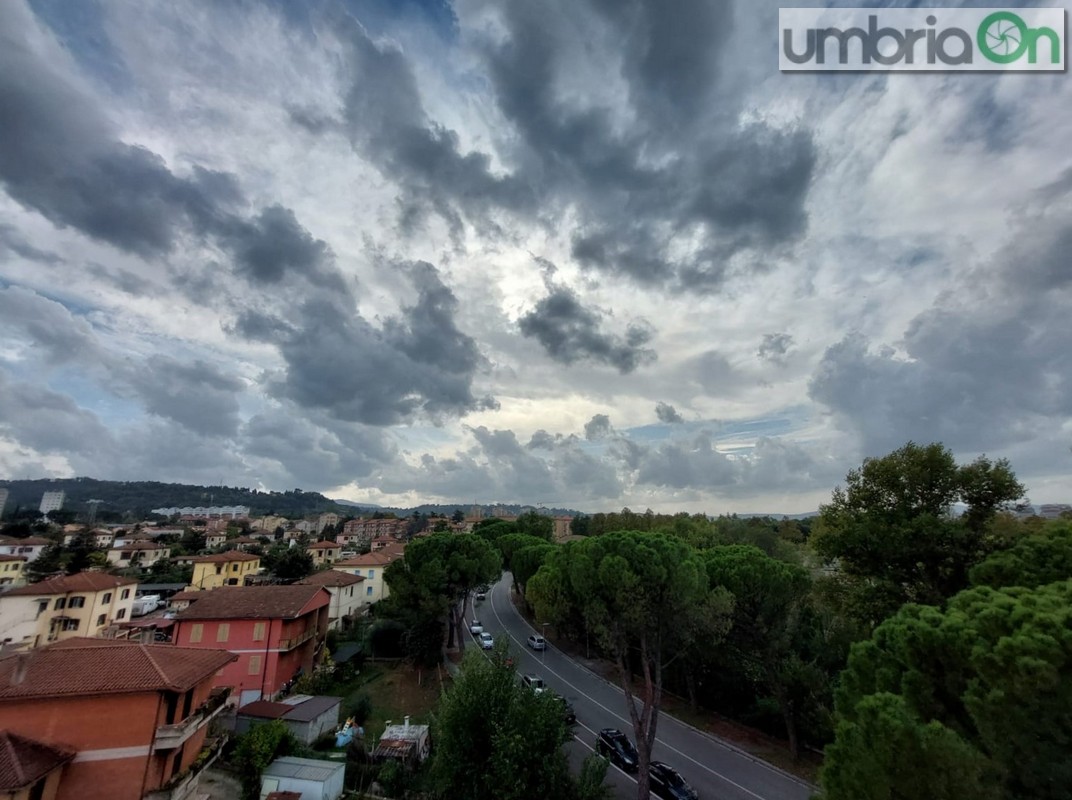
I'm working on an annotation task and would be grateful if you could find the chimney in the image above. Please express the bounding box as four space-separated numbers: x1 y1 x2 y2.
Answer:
11 653 31 685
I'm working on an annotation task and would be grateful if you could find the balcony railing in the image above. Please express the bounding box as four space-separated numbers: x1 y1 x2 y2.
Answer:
278 627 316 651
152 688 230 752
143 734 228 800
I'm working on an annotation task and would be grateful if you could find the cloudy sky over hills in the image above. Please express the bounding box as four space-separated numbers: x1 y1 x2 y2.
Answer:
1 0 1069 513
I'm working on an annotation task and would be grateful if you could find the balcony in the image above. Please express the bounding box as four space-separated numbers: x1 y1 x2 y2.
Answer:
143 734 228 800
277 627 316 651
152 688 230 752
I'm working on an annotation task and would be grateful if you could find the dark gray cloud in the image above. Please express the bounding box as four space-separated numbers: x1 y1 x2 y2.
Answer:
0 3 343 297
758 332 794 364
809 179 1072 456
239 261 493 425
518 283 656 373
0 285 100 365
527 429 560 450
0 369 116 457
0 223 61 264
584 414 612 441
634 431 738 489
655 402 684 424
117 356 245 438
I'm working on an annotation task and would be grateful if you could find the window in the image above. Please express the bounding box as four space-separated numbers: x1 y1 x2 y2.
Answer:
102 592 112 604
68 597 85 609
121 589 130 600
96 614 106 626
252 622 266 642
248 655 262 675
367 569 375 579
216 623 230 643
232 563 239 572
215 565 223 575
189 623 203 643
116 608 127 620
366 586 373 596
54 598 66 610
36 601 48 618
60 619 79 632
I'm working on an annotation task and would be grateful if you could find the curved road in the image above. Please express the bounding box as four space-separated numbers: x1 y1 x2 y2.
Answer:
472 574 815 800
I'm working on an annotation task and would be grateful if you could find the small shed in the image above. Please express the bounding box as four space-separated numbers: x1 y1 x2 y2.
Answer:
373 717 431 765
237 695 341 744
259 756 344 800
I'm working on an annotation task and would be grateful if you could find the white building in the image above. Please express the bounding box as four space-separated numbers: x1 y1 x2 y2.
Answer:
39 491 65 517
0 536 52 562
295 570 367 630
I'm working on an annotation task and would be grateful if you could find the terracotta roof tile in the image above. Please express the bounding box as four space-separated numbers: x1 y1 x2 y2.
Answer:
0 639 235 700
0 731 74 791
3 572 136 597
297 571 365 588
0 556 26 563
189 550 260 564
307 541 340 550
173 585 329 620
334 549 402 568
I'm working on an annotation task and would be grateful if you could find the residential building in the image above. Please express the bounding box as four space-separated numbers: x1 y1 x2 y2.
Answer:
204 518 230 533
62 530 113 548
250 516 289 534
369 535 398 552
317 513 339 534
0 573 137 651
171 585 330 706
1039 503 1072 519
226 535 262 551
340 518 405 544
295 571 366 629
292 521 317 536
38 493 64 518
0 557 26 589
0 638 236 800
205 532 227 549
150 505 249 519
0 537 51 563
0 489 8 520
307 541 341 567
553 516 573 542
332 547 404 605
106 542 171 570
186 551 261 592
0 730 74 800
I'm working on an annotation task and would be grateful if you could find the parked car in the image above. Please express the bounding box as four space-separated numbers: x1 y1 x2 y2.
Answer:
479 632 494 649
475 589 487 601
595 728 638 773
649 761 699 800
470 619 484 634
521 674 545 693
527 634 546 650
557 695 576 725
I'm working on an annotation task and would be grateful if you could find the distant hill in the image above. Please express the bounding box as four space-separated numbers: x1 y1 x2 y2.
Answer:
0 478 354 521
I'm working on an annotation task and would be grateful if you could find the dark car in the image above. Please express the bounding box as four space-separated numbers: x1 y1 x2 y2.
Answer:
650 761 699 800
557 695 576 725
595 728 638 773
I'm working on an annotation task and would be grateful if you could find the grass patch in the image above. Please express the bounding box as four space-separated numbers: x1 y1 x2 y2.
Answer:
321 661 447 745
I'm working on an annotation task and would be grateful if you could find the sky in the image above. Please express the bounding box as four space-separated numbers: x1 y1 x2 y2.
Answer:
0 0 1069 514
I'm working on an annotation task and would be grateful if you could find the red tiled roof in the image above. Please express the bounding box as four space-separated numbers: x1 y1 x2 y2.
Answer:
297 571 365 587
228 536 259 544
3 572 136 597
334 550 401 568
307 541 340 550
109 542 168 551
0 731 74 791
237 700 291 719
0 537 52 547
0 639 236 700
189 550 260 564
0 556 26 563
173 585 329 621
266 792 302 800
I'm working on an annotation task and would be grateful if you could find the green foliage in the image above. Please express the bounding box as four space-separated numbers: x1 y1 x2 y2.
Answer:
823 580 1072 800
367 619 406 658
378 759 407 797
24 542 63 582
429 644 579 800
473 519 517 543
344 691 373 726
268 546 314 582
64 531 102 575
515 510 553 540
970 520 1072 589
232 720 298 800
496 533 549 572
510 543 555 593
148 558 193 584
813 442 1025 624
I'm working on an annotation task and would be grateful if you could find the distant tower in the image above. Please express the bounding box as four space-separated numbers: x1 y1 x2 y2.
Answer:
40 491 65 518
86 499 103 525
0 488 8 520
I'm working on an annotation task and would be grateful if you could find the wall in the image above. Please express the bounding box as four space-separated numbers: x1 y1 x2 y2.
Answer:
0 586 135 650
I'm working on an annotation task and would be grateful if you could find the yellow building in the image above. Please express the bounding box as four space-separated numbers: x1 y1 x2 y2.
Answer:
0 572 137 650
0 556 26 588
308 540 342 567
332 546 404 606
187 551 261 591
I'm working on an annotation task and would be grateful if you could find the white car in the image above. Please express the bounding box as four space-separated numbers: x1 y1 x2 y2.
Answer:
527 634 546 651
470 619 484 634
479 632 494 650
522 674 545 693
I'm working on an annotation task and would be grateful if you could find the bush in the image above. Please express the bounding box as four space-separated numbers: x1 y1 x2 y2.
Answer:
378 759 407 798
232 721 298 800
311 732 336 751
344 691 373 726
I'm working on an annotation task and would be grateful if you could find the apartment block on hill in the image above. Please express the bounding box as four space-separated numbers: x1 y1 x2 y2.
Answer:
171 585 330 706
0 638 235 800
0 573 137 651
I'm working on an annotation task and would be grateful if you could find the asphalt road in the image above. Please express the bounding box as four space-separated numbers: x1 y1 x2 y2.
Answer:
470 574 815 800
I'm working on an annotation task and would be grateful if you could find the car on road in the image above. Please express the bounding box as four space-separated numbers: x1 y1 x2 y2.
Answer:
479 631 494 649
595 728 638 773
469 619 484 634
527 634 546 650
521 674 545 693
475 589 487 601
557 695 576 725
650 761 699 800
